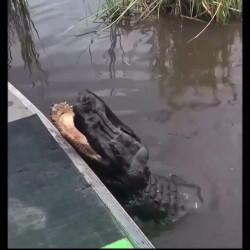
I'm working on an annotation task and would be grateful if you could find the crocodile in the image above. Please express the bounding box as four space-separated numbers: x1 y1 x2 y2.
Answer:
50 90 203 224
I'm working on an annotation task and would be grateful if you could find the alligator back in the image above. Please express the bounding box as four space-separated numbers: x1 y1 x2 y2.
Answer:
127 173 203 223
85 90 141 142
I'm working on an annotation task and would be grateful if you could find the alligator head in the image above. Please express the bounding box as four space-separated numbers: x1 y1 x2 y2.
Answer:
73 89 150 190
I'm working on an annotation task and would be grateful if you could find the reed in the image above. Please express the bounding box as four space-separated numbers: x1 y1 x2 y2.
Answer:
8 0 48 86
97 0 242 26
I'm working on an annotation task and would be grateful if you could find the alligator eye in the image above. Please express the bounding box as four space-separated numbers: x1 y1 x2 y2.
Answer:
81 101 88 106
81 96 91 106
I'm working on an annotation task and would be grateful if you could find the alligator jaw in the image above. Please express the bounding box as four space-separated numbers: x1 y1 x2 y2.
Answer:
50 102 101 162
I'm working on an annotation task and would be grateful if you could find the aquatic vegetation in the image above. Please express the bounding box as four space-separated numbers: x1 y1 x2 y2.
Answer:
95 0 242 27
8 0 48 86
85 0 241 43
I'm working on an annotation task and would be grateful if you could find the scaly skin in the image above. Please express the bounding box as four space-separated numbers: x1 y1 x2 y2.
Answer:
126 173 203 224
73 90 150 190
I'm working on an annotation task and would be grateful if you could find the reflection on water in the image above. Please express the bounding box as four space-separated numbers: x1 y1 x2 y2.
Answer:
151 19 240 116
104 18 241 121
82 17 241 119
108 26 117 79
8 0 47 87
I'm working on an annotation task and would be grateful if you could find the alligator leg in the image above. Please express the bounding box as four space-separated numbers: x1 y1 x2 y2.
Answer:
125 146 150 188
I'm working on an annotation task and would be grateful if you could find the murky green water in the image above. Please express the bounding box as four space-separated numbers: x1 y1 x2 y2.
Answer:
8 0 242 247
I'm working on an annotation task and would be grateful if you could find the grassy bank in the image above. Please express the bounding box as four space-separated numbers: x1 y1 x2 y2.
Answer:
96 0 242 26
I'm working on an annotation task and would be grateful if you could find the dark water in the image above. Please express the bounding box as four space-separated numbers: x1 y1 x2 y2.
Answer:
8 0 242 247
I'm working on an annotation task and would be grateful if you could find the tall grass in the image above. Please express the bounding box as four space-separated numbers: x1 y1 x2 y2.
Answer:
97 0 242 27
8 0 40 72
190 0 242 23
8 0 48 86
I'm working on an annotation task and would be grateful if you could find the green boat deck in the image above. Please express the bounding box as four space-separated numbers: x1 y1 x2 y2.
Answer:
8 83 154 249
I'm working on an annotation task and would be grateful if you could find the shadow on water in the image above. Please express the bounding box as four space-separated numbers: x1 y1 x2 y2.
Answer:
8 0 48 87
107 19 135 79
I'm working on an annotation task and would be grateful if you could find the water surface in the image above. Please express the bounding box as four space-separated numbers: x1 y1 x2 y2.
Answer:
8 0 242 247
